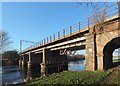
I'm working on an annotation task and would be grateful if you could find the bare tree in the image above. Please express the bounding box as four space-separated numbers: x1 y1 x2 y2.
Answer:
0 30 12 54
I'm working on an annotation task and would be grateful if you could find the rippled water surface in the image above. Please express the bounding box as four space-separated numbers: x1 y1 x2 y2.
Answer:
1 59 85 85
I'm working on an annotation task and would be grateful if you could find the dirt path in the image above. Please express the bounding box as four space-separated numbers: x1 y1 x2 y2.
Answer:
101 65 120 84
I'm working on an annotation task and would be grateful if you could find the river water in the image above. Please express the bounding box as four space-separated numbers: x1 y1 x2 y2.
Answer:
1 59 85 85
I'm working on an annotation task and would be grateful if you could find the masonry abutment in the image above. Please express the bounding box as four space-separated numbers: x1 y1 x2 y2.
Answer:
85 33 97 71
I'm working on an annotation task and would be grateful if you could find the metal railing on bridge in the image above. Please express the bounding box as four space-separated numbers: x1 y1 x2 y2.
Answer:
22 2 119 52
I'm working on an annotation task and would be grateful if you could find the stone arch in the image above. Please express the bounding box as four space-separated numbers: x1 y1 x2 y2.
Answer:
103 37 120 70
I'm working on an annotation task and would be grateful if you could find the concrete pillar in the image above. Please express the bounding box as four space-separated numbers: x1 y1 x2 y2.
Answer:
85 33 97 71
40 48 68 76
27 52 32 71
21 55 25 70
41 63 47 76
40 48 47 76
19 54 23 67
27 64 32 80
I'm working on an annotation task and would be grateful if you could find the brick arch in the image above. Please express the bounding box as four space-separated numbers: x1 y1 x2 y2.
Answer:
103 37 120 70
96 29 120 70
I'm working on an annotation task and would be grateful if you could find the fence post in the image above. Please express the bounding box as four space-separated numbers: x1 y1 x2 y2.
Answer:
78 22 80 32
53 34 55 41
40 41 41 46
88 17 90 30
42 40 43 45
47 37 48 43
58 32 60 39
70 26 72 35
44 39 46 44
50 35 52 42
63 29 65 37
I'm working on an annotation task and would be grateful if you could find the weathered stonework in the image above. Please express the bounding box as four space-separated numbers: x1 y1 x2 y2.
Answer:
86 17 120 70
85 33 96 71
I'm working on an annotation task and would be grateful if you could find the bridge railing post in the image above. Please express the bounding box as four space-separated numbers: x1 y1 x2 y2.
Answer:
53 34 55 41
50 35 52 42
44 39 46 44
42 40 43 45
70 26 72 35
63 29 65 37
58 32 60 39
40 41 41 46
47 37 49 43
78 22 80 32
88 17 90 30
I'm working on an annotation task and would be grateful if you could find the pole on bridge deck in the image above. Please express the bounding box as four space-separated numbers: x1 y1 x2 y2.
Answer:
70 26 72 35
88 17 90 30
78 22 80 32
58 32 60 39
63 29 65 37
53 34 55 41
50 35 52 42
44 39 46 44
47 37 49 43
42 40 43 45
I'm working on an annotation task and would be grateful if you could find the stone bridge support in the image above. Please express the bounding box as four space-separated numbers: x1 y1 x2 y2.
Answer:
85 33 97 71
27 52 42 69
86 17 120 70
40 48 68 76
21 54 29 70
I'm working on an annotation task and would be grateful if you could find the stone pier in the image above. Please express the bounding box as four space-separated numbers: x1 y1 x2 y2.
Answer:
40 48 68 76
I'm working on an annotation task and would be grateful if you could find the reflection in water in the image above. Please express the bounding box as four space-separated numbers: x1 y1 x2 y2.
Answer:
2 59 85 85
2 66 23 85
68 60 85 71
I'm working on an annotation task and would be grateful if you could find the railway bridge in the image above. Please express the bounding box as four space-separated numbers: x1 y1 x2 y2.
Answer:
20 2 120 76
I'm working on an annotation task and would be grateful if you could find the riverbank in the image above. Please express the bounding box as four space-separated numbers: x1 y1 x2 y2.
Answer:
18 68 119 85
2 60 19 66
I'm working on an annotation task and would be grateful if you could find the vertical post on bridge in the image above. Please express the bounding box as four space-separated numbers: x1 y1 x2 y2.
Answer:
88 17 90 30
79 22 80 32
53 34 55 41
47 37 49 43
58 32 60 39
50 35 52 42
44 39 46 44
63 29 65 37
70 26 72 35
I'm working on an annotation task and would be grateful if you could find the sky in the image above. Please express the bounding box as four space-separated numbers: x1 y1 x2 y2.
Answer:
2 2 93 51
1 2 119 56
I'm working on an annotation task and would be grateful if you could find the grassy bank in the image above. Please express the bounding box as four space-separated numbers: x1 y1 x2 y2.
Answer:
21 70 113 85
113 59 120 63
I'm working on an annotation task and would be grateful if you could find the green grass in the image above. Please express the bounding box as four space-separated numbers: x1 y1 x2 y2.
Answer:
21 70 112 85
113 59 120 63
